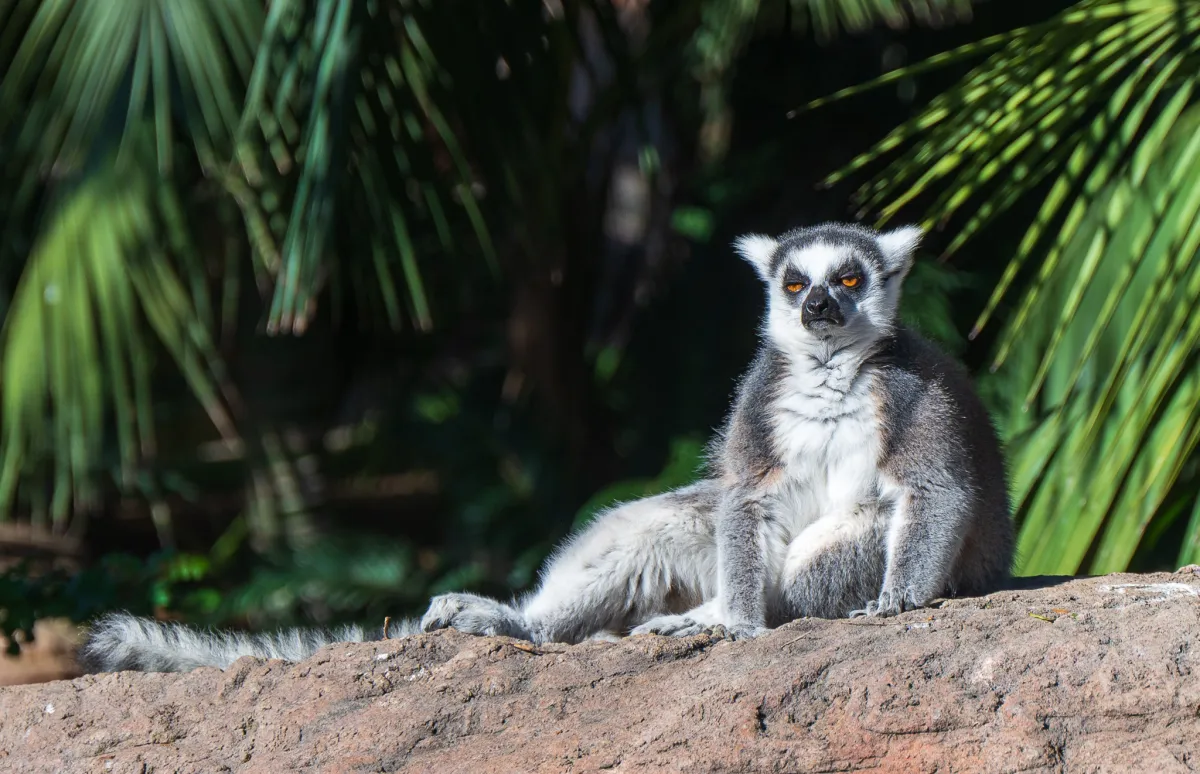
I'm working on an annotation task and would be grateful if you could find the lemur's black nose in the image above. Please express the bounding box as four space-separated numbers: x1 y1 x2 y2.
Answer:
804 286 831 315
800 285 843 329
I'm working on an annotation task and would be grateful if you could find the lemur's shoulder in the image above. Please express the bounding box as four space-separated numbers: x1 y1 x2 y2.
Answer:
868 326 980 407
870 326 966 378
868 326 1003 474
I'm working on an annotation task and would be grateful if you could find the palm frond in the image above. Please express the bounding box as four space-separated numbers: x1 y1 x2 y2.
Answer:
0 0 260 177
0 138 235 531
998 103 1200 573
235 0 506 335
0 0 259 527
812 0 1200 574
788 0 974 41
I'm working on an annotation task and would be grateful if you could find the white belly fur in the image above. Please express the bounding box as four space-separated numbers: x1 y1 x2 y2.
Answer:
765 361 890 578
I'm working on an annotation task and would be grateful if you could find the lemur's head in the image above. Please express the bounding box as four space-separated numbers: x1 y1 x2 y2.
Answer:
734 222 922 353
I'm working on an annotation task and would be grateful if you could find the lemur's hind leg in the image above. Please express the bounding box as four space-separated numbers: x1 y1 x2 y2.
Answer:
772 514 888 622
420 481 720 644
632 483 774 640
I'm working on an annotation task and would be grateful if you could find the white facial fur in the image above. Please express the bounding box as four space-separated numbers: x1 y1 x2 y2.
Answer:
734 225 923 360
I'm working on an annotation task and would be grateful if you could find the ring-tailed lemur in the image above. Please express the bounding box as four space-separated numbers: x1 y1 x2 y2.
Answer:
80 222 1013 673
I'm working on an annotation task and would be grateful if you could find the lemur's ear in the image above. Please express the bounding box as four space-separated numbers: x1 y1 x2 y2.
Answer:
877 225 923 279
733 234 779 281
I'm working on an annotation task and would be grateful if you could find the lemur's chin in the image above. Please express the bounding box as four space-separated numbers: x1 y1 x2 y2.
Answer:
802 318 842 332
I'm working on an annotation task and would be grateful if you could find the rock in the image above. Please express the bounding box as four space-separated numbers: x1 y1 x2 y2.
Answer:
2 571 1200 773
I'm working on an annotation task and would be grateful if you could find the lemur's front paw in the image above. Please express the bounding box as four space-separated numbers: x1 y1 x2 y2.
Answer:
631 614 708 638
420 593 529 639
849 588 917 618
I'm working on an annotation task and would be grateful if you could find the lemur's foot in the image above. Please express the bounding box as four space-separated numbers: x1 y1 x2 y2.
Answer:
849 587 922 618
420 592 530 639
631 614 708 638
632 615 766 641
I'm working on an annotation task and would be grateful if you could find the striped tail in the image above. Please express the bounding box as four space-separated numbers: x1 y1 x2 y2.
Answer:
78 611 419 673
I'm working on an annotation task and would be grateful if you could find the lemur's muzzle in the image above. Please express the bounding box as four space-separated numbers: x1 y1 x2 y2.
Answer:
801 285 844 329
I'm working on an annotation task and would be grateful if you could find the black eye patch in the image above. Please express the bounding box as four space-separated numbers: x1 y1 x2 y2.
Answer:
781 268 809 292
828 260 867 288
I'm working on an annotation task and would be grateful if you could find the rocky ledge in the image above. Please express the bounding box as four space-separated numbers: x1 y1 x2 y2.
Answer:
2 570 1200 773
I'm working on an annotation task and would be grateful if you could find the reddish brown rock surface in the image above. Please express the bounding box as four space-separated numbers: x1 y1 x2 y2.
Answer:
2 570 1200 773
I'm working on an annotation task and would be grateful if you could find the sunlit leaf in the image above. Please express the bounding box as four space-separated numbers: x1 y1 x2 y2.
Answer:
0 135 236 529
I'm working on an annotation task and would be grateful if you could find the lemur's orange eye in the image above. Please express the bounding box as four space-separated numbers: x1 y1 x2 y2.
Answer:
785 282 804 293
841 276 860 288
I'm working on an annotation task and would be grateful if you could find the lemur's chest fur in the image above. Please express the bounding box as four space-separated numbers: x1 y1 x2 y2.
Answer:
769 352 886 537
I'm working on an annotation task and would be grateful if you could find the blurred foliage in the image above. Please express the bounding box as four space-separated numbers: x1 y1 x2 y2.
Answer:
4 0 1200 644
0 550 211 655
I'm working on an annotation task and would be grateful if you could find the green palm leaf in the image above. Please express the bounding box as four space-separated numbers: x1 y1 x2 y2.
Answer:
0 0 258 528
811 0 1200 574
235 0 501 335
789 0 974 41
0 0 260 178
0 138 236 531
